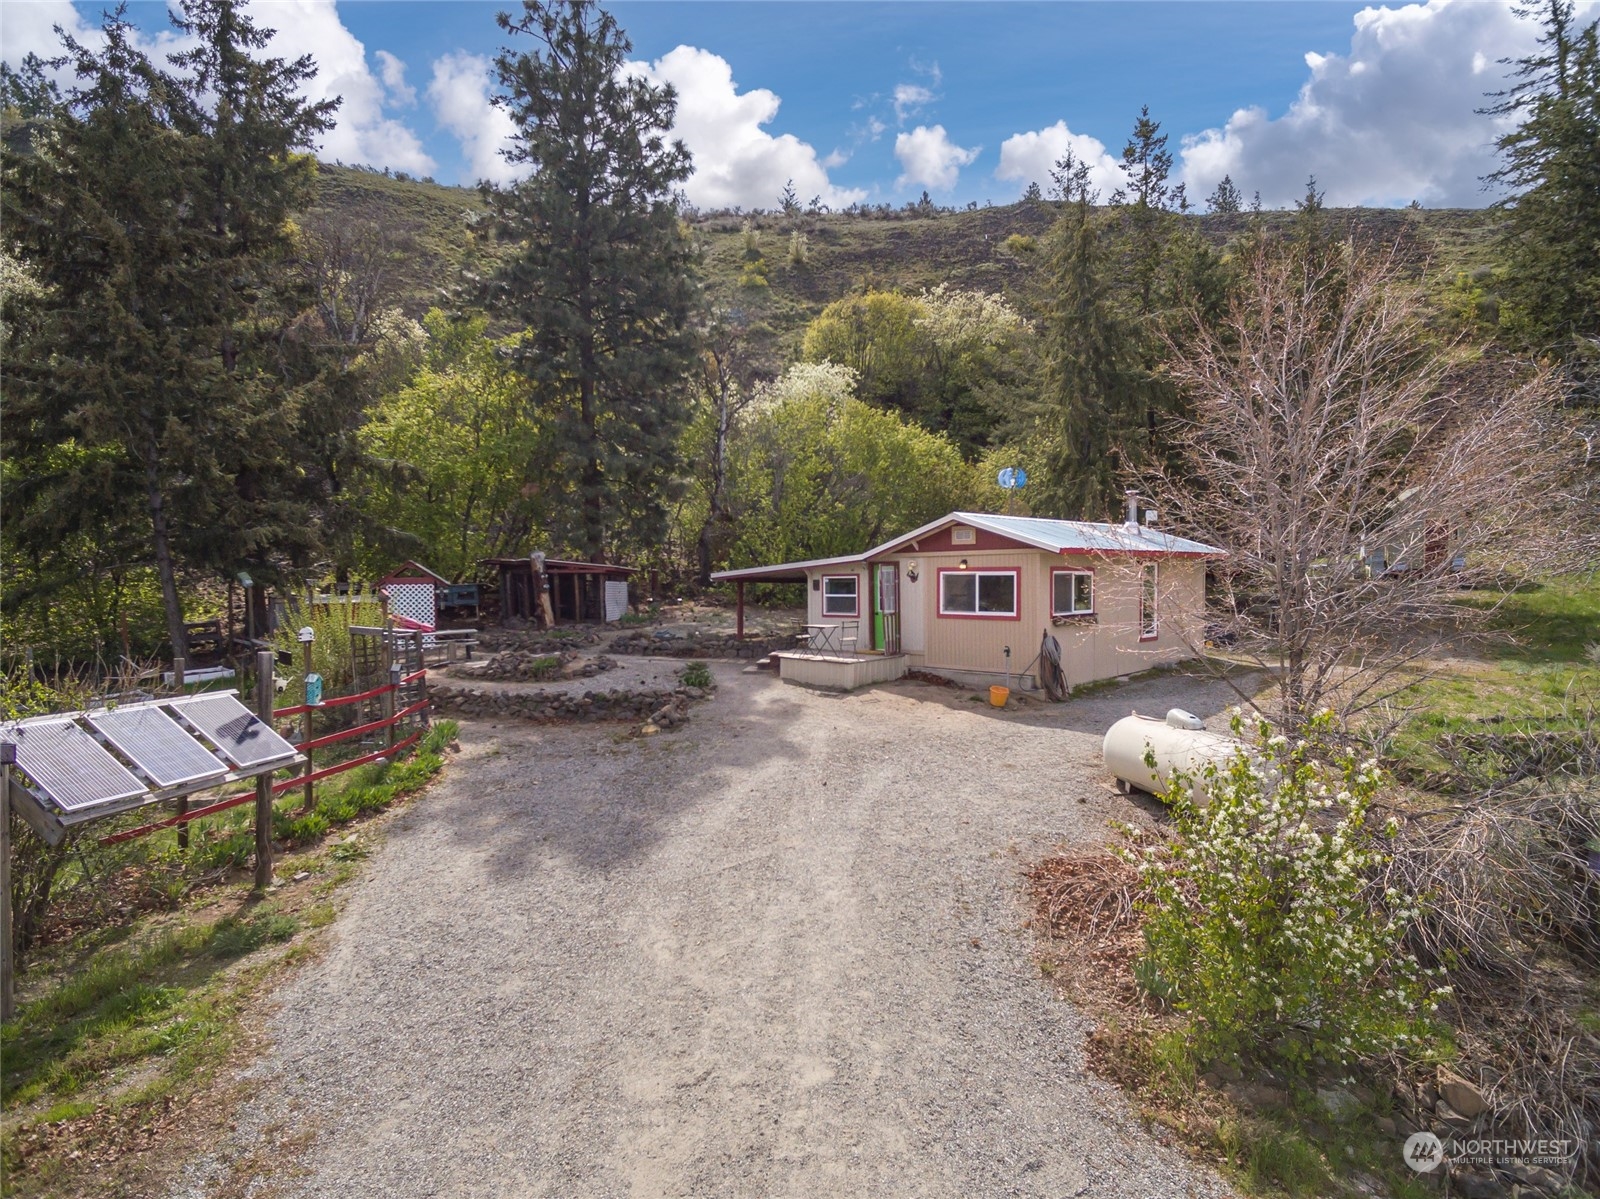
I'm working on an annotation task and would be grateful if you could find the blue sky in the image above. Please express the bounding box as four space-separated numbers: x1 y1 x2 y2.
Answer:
4 1 1585 208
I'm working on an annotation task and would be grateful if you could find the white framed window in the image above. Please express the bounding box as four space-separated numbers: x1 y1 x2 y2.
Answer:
821 574 859 617
938 568 1019 618
1139 564 1158 640
1051 569 1094 616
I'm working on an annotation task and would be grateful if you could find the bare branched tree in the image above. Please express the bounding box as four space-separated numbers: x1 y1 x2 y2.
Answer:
1152 241 1581 725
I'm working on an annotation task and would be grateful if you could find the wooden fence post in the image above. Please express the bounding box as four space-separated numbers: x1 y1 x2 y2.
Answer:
301 636 315 813
253 650 275 891
2 741 15 1023
384 664 400 752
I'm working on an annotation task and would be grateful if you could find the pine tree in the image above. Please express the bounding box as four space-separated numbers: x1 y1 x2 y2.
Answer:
485 0 700 560
2 2 333 655
1206 174 1243 213
1028 151 1145 519
1116 105 1175 316
778 178 800 216
1484 0 1600 372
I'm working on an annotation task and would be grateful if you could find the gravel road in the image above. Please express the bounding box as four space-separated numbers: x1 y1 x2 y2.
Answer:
192 665 1240 1199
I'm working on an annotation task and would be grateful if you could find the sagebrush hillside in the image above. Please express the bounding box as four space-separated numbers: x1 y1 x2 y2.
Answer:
313 163 1506 358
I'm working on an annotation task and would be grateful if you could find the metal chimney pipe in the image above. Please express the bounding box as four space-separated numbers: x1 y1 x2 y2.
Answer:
1125 490 1140 526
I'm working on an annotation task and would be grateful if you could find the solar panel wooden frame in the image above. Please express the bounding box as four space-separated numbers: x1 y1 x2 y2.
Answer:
168 694 299 771
0 692 304 843
0 718 148 812
85 706 228 789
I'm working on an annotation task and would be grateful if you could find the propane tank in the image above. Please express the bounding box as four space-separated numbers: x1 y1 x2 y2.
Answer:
1102 708 1242 804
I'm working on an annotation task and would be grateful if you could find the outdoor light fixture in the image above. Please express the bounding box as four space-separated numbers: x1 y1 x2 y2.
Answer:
958 558 968 570
906 561 919 582
297 626 315 644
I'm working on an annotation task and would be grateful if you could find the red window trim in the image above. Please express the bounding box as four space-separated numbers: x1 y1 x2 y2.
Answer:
1050 567 1096 618
1138 563 1160 641
820 573 860 618
936 566 1022 621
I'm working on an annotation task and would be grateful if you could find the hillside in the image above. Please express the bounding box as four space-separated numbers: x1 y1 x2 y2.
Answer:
312 162 1506 357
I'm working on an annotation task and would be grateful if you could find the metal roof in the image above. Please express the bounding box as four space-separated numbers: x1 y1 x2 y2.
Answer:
480 557 636 575
711 512 1225 582
711 553 871 583
896 512 1226 558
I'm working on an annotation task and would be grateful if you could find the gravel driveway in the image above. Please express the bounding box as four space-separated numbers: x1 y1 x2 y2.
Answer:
195 665 1241 1199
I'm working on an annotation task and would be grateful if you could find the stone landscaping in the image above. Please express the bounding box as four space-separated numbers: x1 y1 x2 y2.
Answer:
453 649 620 682
430 677 713 730
608 628 792 660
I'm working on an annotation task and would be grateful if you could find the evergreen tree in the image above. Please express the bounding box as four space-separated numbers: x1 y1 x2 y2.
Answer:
1028 152 1145 519
1 2 333 655
1484 0 1600 373
1206 174 1243 213
485 0 699 560
778 178 800 216
1021 180 1044 204
1116 105 1174 316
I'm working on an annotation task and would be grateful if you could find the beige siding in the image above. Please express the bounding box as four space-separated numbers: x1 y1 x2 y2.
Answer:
882 550 1206 686
805 566 868 629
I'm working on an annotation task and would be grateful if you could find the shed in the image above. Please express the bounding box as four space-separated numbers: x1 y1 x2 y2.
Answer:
380 561 448 634
482 557 635 626
712 510 1226 693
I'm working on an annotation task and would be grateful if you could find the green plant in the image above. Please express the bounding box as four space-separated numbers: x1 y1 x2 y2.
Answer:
1128 712 1449 1072
680 661 712 689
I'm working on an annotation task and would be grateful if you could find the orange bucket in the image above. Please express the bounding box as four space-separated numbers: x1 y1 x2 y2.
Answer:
989 685 1010 708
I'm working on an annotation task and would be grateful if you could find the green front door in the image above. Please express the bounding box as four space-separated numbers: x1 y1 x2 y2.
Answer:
874 564 899 653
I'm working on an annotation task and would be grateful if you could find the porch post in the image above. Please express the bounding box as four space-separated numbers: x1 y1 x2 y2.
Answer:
736 580 745 640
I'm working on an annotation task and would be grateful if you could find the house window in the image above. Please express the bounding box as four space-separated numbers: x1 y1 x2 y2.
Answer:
821 574 859 617
1051 570 1094 616
951 526 976 544
1139 564 1158 640
939 568 1019 618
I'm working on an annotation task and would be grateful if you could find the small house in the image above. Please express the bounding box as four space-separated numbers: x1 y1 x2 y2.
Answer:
712 511 1226 692
483 557 635 626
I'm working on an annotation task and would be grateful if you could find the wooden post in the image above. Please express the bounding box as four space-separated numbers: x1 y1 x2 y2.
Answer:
253 650 274 891
2 741 15 1023
384 664 399 752
301 637 315 813
171 654 190 849
736 580 746 640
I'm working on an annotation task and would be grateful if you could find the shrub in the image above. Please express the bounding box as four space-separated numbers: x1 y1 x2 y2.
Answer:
1128 712 1449 1071
680 661 712 689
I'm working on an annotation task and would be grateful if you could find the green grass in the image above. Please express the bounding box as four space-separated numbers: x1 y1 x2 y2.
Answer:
1387 575 1599 777
0 718 462 1196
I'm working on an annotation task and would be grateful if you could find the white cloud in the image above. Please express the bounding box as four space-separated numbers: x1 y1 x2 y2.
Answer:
427 51 522 186
894 124 979 192
1177 0 1598 208
627 45 865 210
995 120 1124 199
0 1 434 176
374 50 416 108
893 83 934 123
254 1 434 175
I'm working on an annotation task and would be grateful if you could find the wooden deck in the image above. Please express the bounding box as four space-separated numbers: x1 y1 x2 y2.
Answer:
773 652 909 692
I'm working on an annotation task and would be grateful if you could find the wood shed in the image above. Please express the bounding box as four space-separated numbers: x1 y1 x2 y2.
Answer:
482 557 635 626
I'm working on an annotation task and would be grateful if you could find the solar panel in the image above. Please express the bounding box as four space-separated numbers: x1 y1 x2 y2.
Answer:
1 718 147 812
86 706 227 789
170 694 297 770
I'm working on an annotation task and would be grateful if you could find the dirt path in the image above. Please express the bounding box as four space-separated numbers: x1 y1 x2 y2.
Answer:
186 666 1239 1198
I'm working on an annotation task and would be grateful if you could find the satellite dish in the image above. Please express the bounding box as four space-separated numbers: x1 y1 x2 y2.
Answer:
997 467 1028 490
